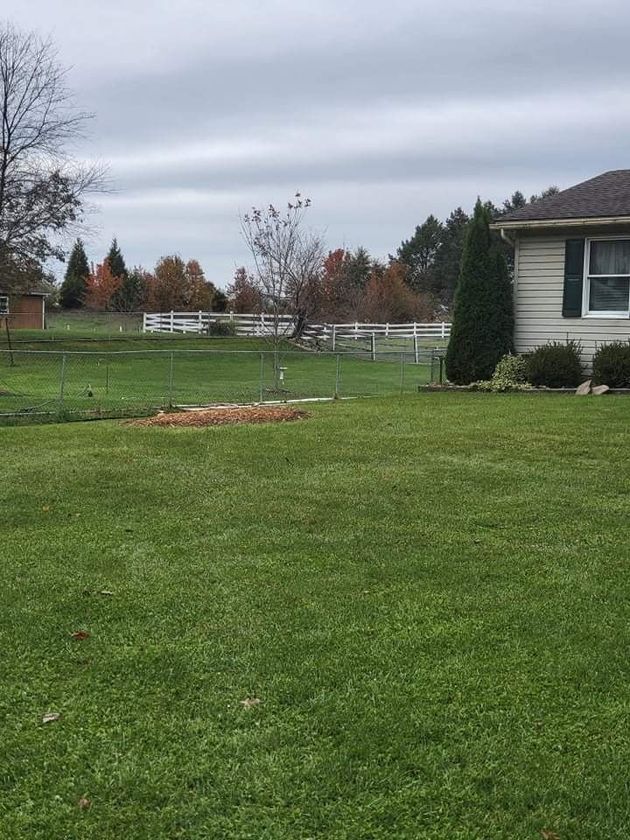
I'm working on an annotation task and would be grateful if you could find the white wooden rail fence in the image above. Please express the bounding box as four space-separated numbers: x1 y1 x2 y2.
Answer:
142 312 451 359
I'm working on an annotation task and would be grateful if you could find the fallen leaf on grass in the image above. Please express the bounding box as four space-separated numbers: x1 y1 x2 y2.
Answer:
240 697 261 709
78 796 91 810
42 505 51 512
541 830 560 840
42 712 61 724
70 630 90 641
98 590 114 597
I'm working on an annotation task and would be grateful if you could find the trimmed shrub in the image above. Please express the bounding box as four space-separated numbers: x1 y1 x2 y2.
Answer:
209 319 237 336
592 341 630 388
525 341 583 388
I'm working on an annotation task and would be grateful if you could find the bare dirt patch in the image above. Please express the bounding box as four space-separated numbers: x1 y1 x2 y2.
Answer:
130 405 310 428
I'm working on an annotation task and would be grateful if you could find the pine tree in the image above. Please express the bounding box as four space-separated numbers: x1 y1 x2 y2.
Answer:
107 238 127 280
344 247 372 289
432 208 469 306
445 200 513 384
396 215 443 294
59 239 90 308
106 238 136 310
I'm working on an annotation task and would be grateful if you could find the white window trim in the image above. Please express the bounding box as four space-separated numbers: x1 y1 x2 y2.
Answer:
582 236 630 319
0 295 8 315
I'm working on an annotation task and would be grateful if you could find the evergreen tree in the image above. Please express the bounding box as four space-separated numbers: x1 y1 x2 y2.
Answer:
213 289 228 312
116 267 147 312
107 237 127 280
445 200 513 384
432 208 469 307
59 239 90 308
395 214 443 294
106 238 136 310
344 246 372 289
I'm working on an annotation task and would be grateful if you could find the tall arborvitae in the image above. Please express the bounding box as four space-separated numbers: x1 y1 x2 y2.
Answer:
445 200 514 384
59 239 90 308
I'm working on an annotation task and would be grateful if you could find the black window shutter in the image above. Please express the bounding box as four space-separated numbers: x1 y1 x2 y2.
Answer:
562 239 585 317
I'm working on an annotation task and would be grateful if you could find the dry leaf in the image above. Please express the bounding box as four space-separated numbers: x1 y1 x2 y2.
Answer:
240 697 261 709
98 590 114 597
42 712 61 724
70 630 90 641
78 796 91 810
541 830 560 840
42 505 50 512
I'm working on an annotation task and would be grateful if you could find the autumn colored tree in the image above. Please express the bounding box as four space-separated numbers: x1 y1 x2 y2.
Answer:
84 260 122 310
150 255 189 310
360 261 433 323
227 266 263 313
319 247 371 321
185 259 215 310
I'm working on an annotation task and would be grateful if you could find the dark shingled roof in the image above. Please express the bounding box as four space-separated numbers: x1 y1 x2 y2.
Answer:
499 170 630 223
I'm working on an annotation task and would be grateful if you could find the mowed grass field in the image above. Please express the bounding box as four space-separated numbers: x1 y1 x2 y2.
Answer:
0 335 440 418
1 394 630 838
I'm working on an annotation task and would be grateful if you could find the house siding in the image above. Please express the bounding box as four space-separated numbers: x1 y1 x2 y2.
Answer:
514 233 630 368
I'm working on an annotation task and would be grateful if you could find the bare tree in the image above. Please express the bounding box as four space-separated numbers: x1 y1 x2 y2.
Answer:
0 22 105 291
241 194 324 347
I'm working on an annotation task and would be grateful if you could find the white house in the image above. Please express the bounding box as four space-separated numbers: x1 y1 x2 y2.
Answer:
492 170 630 368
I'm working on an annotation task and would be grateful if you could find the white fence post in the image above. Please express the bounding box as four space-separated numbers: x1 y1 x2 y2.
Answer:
142 312 147 333
441 321 446 339
170 311 174 333
332 324 336 351
371 332 376 361
414 334 419 364
385 322 389 338
198 311 203 333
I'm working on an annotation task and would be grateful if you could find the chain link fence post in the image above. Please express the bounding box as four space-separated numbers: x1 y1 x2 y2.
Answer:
259 352 264 403
399 352 405 394
59 352 67 414
168 352 174 408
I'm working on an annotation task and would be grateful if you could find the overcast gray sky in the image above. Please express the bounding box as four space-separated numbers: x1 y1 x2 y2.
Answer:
5 0 630 286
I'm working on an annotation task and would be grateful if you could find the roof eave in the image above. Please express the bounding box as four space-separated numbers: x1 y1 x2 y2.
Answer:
491 215 630 231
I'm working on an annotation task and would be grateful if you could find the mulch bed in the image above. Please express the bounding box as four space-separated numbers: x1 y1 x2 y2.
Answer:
130 405 310 428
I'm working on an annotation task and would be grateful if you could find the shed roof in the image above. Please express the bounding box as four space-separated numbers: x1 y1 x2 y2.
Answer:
499 170 630 223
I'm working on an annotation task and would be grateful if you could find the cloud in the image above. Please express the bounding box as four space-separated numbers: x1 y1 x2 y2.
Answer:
5 0 630 283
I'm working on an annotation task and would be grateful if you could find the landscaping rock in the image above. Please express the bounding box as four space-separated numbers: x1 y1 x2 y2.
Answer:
575 380 592 395
592 384 610 396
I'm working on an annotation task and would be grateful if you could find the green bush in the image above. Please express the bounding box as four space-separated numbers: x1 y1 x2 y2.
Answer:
592 341 630 388
209 319 237 337
525 341 583 388
473 353 531 392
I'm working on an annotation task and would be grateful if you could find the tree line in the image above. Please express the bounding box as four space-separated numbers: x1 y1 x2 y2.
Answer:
225 187 558 327
59 238 228 312
0 18 558 333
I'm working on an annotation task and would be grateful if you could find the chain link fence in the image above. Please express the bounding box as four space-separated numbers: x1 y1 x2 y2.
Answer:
0 348 445 423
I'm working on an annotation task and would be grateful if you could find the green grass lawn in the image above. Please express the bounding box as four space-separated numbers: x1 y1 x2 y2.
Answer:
1 393 629 838
0 336 438 419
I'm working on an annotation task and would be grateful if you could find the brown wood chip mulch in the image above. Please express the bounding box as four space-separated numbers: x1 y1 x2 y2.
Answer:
130 405 310 428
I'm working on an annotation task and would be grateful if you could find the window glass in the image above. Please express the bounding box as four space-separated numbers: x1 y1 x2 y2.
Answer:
589 276 630 312
589 239 630 275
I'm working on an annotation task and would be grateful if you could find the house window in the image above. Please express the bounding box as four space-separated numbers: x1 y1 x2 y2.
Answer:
585 239 630 316
0 296 8 315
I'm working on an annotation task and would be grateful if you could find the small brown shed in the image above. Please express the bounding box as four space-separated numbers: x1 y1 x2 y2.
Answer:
0 288 47 329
